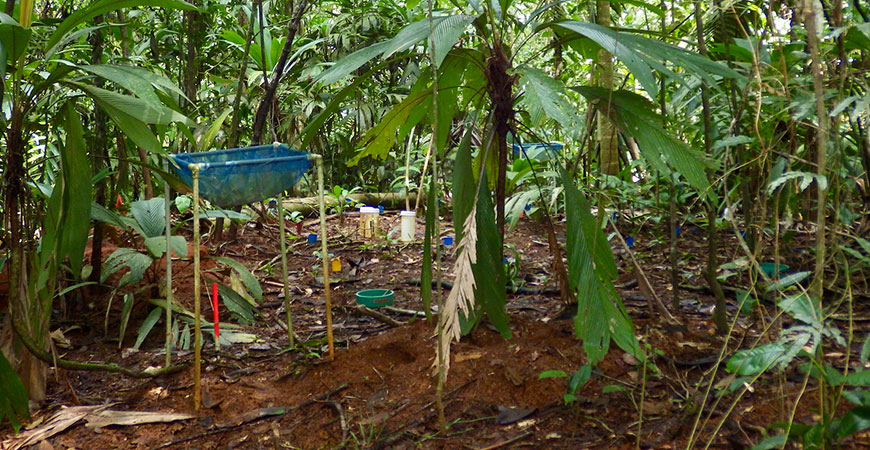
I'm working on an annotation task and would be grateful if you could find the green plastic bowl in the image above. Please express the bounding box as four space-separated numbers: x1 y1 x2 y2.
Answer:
356 289 394 308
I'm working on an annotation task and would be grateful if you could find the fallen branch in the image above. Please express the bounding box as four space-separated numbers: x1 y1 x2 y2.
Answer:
11 318 189 378
609 221 679 324
479 431 534 450
319 400 349 443
407 278 561 295
155 383 349 449
350 305 405 327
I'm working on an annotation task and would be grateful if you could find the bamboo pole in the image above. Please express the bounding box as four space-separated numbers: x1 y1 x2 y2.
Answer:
164 161 173 368
191 165 202 410
315 156 334 359
277 191 295 347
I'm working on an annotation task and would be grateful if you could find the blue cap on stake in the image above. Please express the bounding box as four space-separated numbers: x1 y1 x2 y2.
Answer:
626 236 634 247
307 233 318 243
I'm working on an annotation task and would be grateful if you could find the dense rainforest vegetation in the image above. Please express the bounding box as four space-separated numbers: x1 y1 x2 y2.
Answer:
2 0 870 447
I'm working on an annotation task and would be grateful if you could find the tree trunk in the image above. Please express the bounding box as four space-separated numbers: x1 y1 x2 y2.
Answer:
89 15 109 285
485 40 514 248
804 0 829 304
596 0 619 176
3 104 48 401
250 0 309 145
694 0 728 333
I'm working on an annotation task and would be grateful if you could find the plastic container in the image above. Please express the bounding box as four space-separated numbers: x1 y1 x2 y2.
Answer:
356 289 394 308
359 207 378 237
442 236 454 246
331 257 342 272
307 233 318 243
400 210 416 242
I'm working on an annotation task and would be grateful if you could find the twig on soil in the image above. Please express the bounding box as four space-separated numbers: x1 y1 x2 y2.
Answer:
11 318 190 378
477 431 533 450
609 220 679 324
384 305 431 317
349 305 406 327
318 400 349 443
154 383 349 449
408 278 562 295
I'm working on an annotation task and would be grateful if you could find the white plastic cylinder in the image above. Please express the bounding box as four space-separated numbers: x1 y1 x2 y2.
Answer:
359 207 377 237
400 210 416 242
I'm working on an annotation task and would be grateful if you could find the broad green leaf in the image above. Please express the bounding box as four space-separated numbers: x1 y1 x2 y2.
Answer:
212 256 263 303
766 171 827 195
299 57 405 149
80 64 163 104
143 235 187 258
216 283 259 324
777 293 819 326
45 24 109 60
726 343 788 375
556 21 739 97
131 197 167 238
119 293 135 348
538 370 568 379
0 351 29 432
199 108 232 152
843 370 870 387
765 271 811 292
831 406 870 441
133 307 163 350
490 0 503 20
572 87 711 196
60 102 93 277
562 169 639 364
712 135 754 150
569 365 592 394
46 0 197 51
429 14 476 67
518 66 576 129
68 82 193 125
218 329 258 345
91 202 130 230
102 248 153 286
201 209 252 220
861 334 870 364
350 88 431 166
749 434 787 450
100 102 165 155
316 41 390 86
0 13 31 62
470 172 511 338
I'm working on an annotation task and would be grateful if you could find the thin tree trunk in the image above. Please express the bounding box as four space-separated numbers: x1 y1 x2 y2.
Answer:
804 0 829 303
251 0 308 145
88 15 109 285
4 103 47 401
596 0 618 176
694 0 727 333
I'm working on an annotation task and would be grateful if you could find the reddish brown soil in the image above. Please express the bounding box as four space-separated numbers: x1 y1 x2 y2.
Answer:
4 211 870 449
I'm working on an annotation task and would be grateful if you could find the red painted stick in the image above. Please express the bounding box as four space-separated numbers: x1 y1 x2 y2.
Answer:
211 283 220 344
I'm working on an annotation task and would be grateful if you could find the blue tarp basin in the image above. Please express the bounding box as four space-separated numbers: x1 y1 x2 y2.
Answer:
168 143 313 207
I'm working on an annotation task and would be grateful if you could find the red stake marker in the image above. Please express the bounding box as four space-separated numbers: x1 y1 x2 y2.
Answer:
211 283 220 347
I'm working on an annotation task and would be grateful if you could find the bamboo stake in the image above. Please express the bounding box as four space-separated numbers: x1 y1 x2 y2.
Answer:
277 191 295 347
315 156 334 359
164 160 173 368
191 165 202 410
